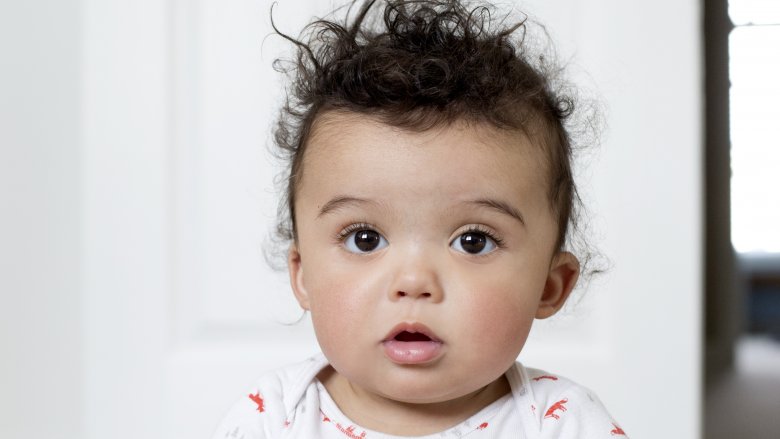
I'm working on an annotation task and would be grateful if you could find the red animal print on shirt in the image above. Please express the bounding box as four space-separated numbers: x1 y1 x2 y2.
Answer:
248 392 265 413
544 398 569 420
478 422 488 430
335 423 367 438
611 423 627 436
533 375 559 382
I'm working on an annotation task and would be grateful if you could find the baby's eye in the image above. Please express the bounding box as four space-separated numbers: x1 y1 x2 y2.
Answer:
343 229 388 253
451 231 498 255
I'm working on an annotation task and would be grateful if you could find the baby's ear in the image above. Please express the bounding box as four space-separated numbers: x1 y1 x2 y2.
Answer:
288 245 311 310
535 251 580 319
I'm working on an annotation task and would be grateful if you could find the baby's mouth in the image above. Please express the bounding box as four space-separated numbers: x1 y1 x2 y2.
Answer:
382 323 443 364
383 322 442 343
394 331 433 342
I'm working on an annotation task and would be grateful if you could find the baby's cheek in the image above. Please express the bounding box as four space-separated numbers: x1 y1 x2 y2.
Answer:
307 270 381 335
308 288 366 369
461 288 538 353
486 305 533 343
309 288 360 337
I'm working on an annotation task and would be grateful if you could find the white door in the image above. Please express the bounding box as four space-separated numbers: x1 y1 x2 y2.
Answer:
82 1 702 438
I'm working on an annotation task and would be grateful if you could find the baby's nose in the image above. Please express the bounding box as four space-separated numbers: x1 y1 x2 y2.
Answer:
387 252 444 303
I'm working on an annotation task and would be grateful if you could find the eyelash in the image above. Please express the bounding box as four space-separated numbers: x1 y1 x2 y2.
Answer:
460 224 506 248
336 222 377 242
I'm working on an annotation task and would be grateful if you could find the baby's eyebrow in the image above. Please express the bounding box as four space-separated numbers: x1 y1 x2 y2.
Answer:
465 198 526 226
316 196 375 218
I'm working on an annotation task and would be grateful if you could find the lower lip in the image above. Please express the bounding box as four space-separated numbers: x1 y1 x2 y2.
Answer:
382 340 443 364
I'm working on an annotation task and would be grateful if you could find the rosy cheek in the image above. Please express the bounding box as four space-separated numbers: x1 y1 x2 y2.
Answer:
476 299 533 340
307 264 381 325
456 275 540 346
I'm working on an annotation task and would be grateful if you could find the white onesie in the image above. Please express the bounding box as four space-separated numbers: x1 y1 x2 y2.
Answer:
211 354 628 438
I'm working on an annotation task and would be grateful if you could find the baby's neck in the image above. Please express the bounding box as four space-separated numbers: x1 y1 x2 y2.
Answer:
316 366 511 436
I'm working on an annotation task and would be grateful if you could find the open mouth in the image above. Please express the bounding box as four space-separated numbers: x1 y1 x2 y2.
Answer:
382 323 443 364
394 331 433 342
383 322 442 343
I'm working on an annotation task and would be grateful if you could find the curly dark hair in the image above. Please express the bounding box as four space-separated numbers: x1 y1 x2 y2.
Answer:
271 0 587 255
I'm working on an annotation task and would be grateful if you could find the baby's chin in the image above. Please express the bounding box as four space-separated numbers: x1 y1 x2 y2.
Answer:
351 370 511 407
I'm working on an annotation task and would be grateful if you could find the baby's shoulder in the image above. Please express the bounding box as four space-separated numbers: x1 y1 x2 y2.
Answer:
512 364 629 437
521 365 596 400
210 355 327 439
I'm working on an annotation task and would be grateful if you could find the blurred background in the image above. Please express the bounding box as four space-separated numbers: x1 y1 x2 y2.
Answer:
0 0 776 437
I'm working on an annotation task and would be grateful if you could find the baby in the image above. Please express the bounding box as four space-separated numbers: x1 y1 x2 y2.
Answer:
213 0 626 437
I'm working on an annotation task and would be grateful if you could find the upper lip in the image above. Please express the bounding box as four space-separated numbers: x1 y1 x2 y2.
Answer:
383 322 442 343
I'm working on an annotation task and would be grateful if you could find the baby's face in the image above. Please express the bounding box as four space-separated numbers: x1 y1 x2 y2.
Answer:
288 112 578 405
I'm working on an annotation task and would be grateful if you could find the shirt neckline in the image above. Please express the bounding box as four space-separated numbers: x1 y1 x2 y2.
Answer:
313 379 514 438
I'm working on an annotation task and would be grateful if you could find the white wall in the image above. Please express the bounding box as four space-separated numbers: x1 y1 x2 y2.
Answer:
80 1 172 437
0 1 84 438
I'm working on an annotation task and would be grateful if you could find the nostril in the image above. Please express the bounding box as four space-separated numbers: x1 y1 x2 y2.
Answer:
395 291 433 298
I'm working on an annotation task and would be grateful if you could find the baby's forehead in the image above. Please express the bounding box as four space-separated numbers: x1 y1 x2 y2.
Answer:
306 110 548 161
298 111 553 201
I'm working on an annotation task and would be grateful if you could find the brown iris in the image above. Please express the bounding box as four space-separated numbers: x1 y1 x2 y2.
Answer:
459 233 487 254
354 230 381 252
